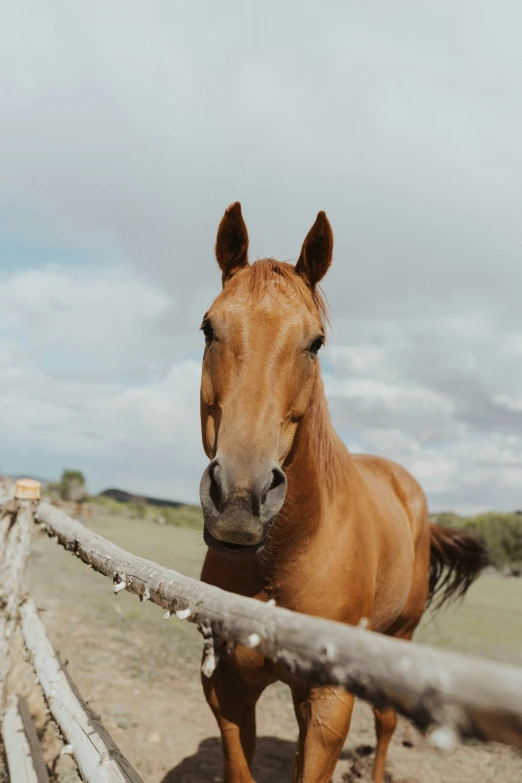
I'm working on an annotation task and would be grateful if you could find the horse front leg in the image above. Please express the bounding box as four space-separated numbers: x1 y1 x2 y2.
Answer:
202 659 264 783
291 683 355 783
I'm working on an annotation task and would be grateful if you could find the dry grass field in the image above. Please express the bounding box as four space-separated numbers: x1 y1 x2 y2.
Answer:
16 511 522 782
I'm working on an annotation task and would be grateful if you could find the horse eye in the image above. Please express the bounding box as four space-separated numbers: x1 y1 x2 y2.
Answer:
201 320 214 345
309 336 324 356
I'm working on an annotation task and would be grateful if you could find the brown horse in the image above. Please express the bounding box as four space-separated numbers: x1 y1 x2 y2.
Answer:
199 203 488 783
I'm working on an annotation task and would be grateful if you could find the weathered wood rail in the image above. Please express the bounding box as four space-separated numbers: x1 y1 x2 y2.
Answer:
21 599 142 783
2 481 522 781
0 483 142 783
2 696 49 783
35 499 522 749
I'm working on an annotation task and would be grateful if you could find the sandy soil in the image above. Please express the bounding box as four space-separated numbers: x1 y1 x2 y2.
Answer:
4 514 521 783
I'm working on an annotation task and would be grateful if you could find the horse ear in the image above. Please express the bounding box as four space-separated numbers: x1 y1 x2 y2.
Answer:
295 211 333 289
215 202 249 284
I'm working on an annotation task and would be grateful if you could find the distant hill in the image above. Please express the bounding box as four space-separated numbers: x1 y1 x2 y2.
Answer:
98 488 184 508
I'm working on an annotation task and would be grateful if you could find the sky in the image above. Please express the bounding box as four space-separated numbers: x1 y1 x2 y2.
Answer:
1 1 522 513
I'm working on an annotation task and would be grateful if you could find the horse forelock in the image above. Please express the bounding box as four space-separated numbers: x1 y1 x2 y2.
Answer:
235 258 330 331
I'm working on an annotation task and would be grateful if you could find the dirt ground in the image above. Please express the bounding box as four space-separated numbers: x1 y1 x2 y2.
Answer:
6 512 522 783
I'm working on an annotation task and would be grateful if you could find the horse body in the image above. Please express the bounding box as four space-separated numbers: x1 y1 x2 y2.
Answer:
199 203 487 783
201 388 429 783
203 421 427 631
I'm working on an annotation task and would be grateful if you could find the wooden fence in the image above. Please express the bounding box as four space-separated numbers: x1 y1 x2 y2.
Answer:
1 479 522 781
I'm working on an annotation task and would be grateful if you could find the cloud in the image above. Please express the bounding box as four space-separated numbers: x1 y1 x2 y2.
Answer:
2 1 522 317
0 265 177 378
0 353 205 500
0 1 521 511
324 313 522 512
0 264 206 499
1 260 520 512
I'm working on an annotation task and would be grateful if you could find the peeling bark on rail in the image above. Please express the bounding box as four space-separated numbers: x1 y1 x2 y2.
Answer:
36 501 522 750
21 600 143 783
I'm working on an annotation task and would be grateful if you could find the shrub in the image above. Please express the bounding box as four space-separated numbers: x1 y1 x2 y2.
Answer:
432 511 522 568
157 504 202 529
462 513 522 568
58 470 88 503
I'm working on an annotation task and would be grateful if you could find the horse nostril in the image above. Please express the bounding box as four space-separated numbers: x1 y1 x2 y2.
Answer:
268 467 286 493
208 461 225 512
261 467 286 506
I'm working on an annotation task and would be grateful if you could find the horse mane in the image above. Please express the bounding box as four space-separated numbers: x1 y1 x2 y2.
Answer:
297 371 346 491
246 258 330 330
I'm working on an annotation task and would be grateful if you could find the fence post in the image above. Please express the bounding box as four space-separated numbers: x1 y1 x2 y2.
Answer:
0 479 41 710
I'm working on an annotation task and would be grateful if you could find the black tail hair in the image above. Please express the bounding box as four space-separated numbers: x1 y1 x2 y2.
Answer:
428 524 489 609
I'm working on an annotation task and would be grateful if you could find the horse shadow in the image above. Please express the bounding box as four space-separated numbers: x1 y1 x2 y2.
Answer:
160 736 379 783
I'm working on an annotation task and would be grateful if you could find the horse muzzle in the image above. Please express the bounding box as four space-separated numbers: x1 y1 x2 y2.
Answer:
199 456 287 557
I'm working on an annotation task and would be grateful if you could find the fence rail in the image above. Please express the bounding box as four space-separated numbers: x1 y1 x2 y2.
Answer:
35 500 522 750
2 696 49 783
21 599 143 783
0 485 141 783
2 484 522 782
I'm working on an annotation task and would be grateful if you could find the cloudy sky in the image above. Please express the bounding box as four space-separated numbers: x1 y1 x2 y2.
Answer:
1 1 521 513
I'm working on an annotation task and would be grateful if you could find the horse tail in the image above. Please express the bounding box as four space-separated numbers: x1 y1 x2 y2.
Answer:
428 523 489 609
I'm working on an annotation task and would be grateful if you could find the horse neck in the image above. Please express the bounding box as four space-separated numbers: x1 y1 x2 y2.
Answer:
282 369 352 531
208 370 353 597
